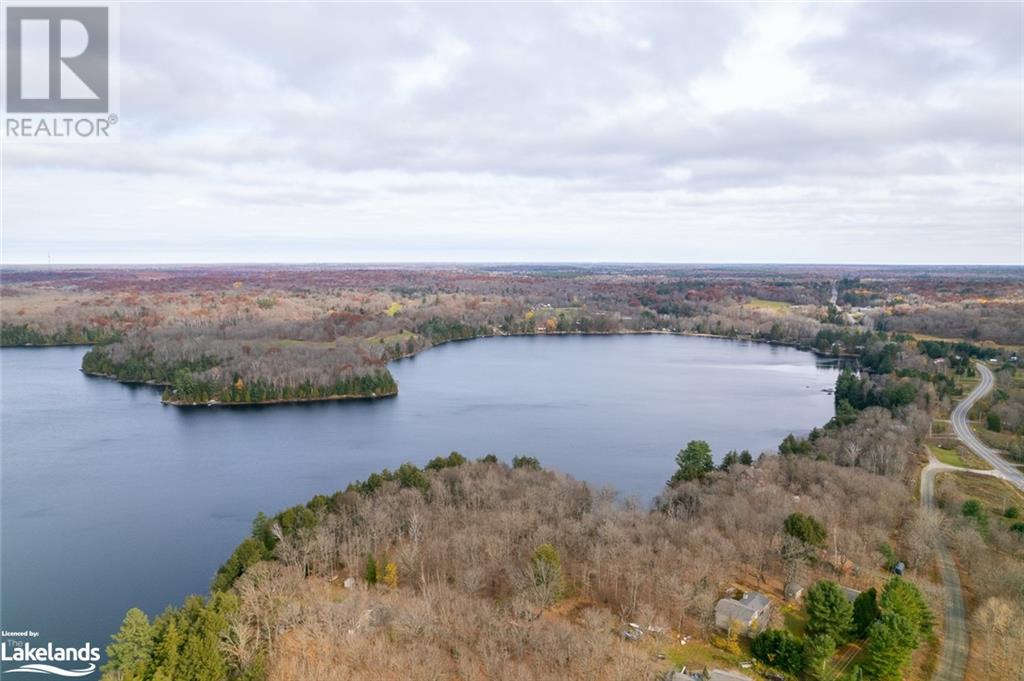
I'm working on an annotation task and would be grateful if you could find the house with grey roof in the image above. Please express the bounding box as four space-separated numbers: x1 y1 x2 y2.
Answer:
714 591 771 634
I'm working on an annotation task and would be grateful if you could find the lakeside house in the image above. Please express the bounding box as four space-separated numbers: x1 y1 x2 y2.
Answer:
714 591 771 634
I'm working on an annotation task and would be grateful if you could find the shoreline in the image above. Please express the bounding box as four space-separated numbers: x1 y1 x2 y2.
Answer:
56 328 850 408
162 388 399 407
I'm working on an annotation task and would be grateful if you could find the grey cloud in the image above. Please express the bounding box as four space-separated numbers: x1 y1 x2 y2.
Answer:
2 2 1020 264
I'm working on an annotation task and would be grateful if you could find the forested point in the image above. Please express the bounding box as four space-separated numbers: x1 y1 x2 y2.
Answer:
0 322 120 346
99 443 966 681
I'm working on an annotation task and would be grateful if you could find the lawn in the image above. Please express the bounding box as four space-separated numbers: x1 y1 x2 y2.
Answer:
927 443 986 470
910 333 1023 352
367 330 417 345
745 298 793 312
782 605 808 640
271 339 337 349
663 638 748 676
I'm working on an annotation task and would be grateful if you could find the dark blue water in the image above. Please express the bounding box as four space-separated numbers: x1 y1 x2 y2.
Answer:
1 335 837 666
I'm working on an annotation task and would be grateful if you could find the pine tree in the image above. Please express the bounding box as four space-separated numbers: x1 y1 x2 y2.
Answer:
879 577 933 645
670 440 714 484
806 581 854 643
802 634 836 681
364 554 378 584
102 608 153 679
149 617 183 680
863 612 916 681
852 588 881 638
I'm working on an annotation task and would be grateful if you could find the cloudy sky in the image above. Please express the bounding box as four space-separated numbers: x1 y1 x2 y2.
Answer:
3 1 1022 264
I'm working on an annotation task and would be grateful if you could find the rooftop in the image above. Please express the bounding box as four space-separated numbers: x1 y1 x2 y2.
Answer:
737 592 770 611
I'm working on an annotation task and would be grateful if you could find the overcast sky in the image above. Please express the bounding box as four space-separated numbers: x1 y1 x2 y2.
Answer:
2 1 1022 265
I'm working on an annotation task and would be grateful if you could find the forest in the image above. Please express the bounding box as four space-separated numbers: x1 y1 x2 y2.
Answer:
96 323 1024 680
2 265 1021 406
4 265 1019 679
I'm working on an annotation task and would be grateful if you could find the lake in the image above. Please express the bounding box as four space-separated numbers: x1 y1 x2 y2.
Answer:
0 334 838 660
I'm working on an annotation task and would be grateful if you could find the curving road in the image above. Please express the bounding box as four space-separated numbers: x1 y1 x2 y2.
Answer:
951 363 1024 492
925 362 1020 681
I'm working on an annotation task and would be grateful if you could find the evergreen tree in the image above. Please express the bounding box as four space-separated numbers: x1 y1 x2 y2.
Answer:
863 612 916 680
670 440 713 484
175 595 233 681
364 554 378 584
103 608 153 680
805 580 854 643
149 615 183 680
852 587 881 638
512 455 541 470
878 577 933 645
719 450 740 470
783 512 827 548
802 634 837 681
750 629 804 675
211 537 269 592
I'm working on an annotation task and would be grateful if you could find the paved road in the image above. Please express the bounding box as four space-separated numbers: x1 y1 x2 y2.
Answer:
920 459 972 681
924 363 1022 681
951 363 1024 492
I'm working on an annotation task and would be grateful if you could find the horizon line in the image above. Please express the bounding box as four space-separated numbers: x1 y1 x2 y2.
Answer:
1 261 1021 269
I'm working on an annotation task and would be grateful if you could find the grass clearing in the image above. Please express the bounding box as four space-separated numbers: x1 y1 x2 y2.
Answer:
975 427 1016 452
909 333 1023 352
745 298 793 312
782 605 809 640
927 442 987 470
368 330 417 346
943 472 1024 514
271 339 337 349
663 638 747 675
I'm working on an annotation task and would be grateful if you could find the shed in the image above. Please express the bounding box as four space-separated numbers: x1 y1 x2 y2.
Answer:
784 582 804 601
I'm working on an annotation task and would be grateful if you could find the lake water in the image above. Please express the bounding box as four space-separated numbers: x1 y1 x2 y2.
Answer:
0 335 838 662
